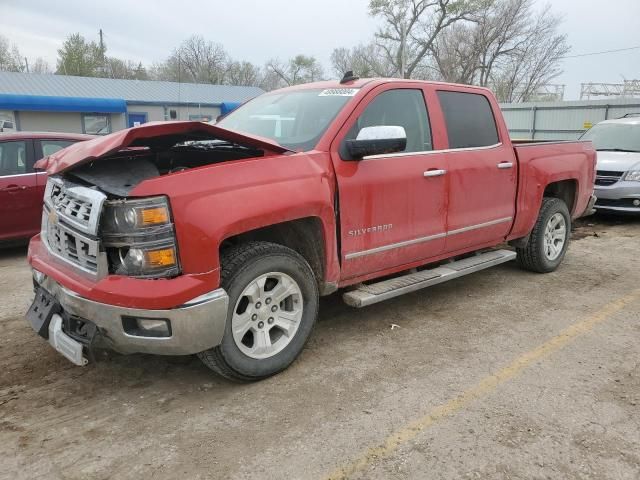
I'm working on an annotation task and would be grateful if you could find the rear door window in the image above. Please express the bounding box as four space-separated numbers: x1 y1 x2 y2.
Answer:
38 139 76 158
0 141 28 176
437 91 499 149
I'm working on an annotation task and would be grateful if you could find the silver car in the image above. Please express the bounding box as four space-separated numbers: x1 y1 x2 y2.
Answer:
581 116 640 214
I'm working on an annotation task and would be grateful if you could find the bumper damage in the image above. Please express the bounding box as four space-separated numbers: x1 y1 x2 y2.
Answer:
29 271 229 361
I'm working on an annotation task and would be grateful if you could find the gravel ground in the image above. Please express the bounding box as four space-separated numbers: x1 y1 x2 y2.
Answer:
1 214 639 480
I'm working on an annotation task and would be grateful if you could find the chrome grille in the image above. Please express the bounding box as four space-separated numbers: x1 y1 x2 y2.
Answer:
50 182 92 225
45 177 105 235
42 177 107 278
43 212 100 274
595 171 624 186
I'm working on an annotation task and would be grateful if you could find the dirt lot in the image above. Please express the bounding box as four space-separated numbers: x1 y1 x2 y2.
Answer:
1 215 639 480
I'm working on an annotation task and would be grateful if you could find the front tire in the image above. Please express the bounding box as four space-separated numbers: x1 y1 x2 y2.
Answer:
198 241 319 382
516 197 571 273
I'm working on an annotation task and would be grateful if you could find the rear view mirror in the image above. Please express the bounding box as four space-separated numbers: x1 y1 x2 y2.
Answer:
345 126 407 159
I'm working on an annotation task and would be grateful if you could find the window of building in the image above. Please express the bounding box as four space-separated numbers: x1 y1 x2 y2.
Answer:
437 91 499 149
0 141 28 176
345 89 432 155
82 114 111 135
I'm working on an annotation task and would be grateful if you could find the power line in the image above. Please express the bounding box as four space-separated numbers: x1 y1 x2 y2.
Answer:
561 45 640 59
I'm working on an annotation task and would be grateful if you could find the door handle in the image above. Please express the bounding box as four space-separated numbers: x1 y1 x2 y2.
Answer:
424 169 447 177
497 162 514 169
3 185 27 192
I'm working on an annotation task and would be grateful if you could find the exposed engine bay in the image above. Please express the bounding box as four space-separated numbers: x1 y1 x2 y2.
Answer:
66 140 265 197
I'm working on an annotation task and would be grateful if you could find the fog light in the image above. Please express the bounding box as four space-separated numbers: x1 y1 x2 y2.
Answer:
633 199 640 207
122 316 171 337
32 268 46 284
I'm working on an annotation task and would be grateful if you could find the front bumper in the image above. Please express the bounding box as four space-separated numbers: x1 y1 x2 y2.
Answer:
33 272 229 356
594 181 640 214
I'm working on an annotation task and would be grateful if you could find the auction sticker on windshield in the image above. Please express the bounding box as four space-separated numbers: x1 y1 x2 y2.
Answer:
319 88 359 96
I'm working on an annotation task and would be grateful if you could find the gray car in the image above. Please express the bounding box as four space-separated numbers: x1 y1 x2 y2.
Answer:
581 116 640 214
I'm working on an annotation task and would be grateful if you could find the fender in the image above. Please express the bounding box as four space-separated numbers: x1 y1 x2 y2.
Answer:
508 142 595 240
131 151 340 289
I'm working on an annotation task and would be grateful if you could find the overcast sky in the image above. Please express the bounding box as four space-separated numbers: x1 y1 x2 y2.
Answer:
2 0 639 100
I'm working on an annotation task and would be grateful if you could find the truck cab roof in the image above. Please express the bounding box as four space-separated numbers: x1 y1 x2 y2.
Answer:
277 77 496 96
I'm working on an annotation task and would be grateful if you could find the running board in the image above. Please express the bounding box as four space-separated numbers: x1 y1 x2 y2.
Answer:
342 249 517 308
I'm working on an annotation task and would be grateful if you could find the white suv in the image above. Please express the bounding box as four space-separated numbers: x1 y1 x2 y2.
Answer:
581 115 640 214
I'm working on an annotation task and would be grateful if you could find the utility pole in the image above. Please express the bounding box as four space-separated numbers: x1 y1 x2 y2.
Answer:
98 29 106 75
400 23 407 79
24 57 29 73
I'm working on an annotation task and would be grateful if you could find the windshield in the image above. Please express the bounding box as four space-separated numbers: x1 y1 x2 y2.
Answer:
581 122 640 152
217 88 358 151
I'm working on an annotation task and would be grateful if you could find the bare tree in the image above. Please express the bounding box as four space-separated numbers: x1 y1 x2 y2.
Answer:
430 23 481 83
430 0 526 84
258 67 285 92
0 35 25 72
430 0 569 101
472 0 531 86
330 43 397 78
152 36 264 87
489 3 569 102
153 35 229 84
369 0 491 78
31 57 52 74
265 55 323 88
226 61 262 86
104 57 148 80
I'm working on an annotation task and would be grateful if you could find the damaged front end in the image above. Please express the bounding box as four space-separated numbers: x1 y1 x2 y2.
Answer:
39 120 291 195
27 122 278 362
38 121 290 280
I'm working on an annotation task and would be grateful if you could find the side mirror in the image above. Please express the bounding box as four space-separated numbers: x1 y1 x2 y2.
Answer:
345 125 407 159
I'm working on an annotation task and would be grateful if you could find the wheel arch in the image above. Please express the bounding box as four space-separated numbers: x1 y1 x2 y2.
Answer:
509 178 578 248
543 179 578 216
220 217 336 295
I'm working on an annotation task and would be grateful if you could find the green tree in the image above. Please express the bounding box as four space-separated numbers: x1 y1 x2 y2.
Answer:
56 33 103 76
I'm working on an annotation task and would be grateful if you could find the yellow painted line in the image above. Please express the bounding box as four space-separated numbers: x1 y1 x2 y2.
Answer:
324 288 640 480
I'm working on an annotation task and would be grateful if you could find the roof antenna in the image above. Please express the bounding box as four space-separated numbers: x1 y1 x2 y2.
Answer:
340 70 359 84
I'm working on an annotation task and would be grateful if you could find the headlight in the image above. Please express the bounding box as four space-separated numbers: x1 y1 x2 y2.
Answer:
118 244 178 277
101 196 180 278
624 170 640 182
102 197 172 235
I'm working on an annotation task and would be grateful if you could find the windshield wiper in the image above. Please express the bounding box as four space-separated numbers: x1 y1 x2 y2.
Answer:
597 148 640 153
175 140 236 150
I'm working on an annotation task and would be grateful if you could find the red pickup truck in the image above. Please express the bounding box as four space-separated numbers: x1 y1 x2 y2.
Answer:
27 78 596 381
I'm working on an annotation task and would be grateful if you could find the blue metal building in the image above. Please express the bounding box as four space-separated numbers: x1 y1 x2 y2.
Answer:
0 72 262 134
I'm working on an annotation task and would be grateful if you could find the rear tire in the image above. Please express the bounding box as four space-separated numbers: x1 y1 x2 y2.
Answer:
198 241 319 382
516 197 571 273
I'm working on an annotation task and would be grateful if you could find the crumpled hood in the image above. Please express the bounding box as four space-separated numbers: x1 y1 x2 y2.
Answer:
596 151 640 172
36 121 292 174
